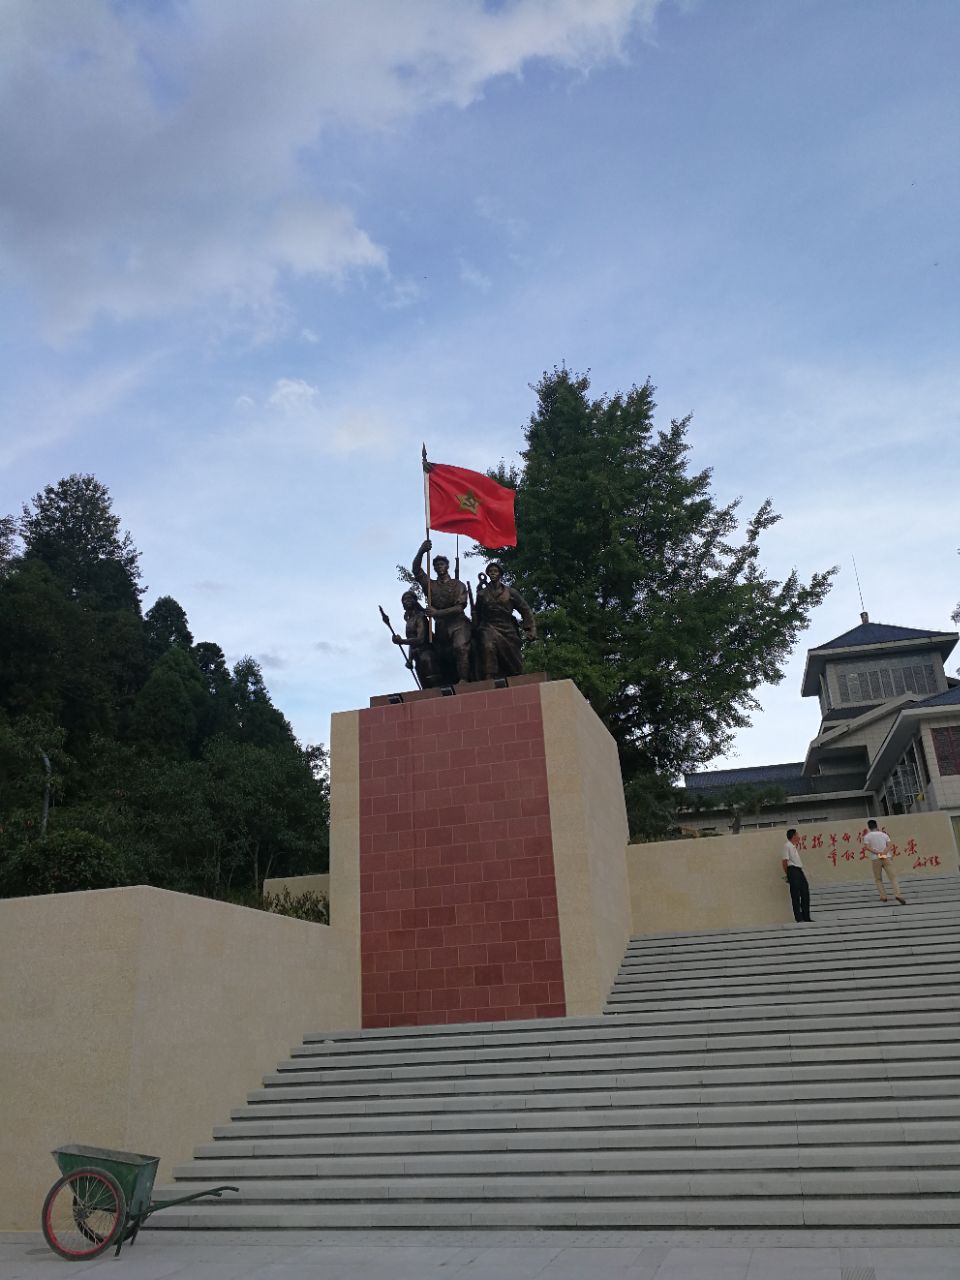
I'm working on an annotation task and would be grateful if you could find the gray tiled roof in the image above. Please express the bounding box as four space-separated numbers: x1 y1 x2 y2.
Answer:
821 705 880 723
914 686 960 708
684 762 805 789
817 622 949 651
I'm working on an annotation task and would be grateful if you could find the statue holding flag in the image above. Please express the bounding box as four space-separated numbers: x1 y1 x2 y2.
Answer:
412 539 472 684
387 451 534 687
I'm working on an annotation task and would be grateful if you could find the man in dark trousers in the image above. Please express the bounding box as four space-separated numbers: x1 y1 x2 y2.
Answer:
781 828 813 922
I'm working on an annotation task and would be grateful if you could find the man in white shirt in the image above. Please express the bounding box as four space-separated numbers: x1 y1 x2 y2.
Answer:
862 819 906 904
781 828 813 922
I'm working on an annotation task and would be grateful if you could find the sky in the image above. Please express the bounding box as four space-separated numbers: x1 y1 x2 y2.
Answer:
1 0 958 775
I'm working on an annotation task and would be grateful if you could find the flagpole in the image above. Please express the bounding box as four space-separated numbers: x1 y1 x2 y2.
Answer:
421 443 433 640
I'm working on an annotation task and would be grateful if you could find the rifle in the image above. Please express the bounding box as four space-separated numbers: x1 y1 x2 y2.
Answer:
378 606 422 690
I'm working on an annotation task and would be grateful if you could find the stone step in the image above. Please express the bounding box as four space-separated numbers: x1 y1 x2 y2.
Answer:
616 937 960 977
621 908 960 951
203 1118 960 1152
164 873 960 1231
157 1168 960 1199
267 1040 960 1089
227 1095 960 1136
610 962 960 998
619 926 957 957
173 1142 960 1179
603 992 960 1024
604 988 957 1018
619 922 960 963
290 1006 960 1063
243 1078 960 1120
283 1022 960 1074
146 1195 960 1228
254 1055 960 1105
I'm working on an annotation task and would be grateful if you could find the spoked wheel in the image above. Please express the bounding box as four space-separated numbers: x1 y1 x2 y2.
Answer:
42 1167 126 1260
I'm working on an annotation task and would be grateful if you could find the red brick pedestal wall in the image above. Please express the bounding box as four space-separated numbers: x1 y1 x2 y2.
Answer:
358 684 566 1028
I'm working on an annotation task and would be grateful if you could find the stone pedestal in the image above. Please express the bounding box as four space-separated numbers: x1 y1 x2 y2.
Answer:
330 678 630 1029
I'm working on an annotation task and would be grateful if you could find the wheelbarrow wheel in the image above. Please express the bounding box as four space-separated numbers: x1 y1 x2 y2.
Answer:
42 1167 126 1260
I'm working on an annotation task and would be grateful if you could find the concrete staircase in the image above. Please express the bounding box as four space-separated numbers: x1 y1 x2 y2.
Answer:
154 874 960 1227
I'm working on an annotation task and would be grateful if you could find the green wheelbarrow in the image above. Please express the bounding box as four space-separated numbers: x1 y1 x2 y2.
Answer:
41 1144 238 1261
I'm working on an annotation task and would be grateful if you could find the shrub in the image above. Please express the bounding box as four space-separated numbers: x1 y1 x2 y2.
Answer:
262 886 329 924
3 829 129 896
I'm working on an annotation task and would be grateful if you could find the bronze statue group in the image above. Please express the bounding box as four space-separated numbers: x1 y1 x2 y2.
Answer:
391 539 536 689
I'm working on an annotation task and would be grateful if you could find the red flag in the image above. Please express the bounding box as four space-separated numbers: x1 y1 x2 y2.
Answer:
426 462 517 548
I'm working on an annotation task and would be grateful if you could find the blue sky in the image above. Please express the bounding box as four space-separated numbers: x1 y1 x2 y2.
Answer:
2 0 957 772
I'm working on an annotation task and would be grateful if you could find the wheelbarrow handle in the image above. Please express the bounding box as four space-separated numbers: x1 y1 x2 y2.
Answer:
147 1184 240 1212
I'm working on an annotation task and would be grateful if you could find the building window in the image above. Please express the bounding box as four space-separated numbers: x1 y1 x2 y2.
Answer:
883 755 922 812
838 663 938 704
916 735 932 785
932 727 960 777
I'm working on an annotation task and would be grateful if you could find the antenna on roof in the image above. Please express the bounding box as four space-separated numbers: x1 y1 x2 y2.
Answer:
852 556 868 624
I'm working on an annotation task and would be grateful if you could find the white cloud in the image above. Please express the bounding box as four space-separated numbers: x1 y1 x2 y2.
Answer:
384 279 424 310
0 0 662 337
459 260 493 293
264 377 394 456
268 202 387 279
267 378 320 414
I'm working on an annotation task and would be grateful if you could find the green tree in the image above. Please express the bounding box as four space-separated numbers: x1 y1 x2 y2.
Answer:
1 829 128 897
490 368 835 833
193 641 239 743
131 646 210 758
677 782 788 834
144 595 194 659
232 656 295 750
0 514 18 577
20 474 142 608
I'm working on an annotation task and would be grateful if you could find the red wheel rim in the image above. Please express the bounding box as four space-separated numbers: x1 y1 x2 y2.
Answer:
43 1169 124 1259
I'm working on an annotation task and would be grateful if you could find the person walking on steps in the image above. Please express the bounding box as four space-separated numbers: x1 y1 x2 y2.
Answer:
862 819 906 904
781 828 813 923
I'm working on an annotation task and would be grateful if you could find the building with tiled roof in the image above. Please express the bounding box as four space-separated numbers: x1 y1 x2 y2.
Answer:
682 611 960 838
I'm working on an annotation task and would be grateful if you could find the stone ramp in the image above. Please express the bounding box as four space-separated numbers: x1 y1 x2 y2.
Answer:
153 874 960 1227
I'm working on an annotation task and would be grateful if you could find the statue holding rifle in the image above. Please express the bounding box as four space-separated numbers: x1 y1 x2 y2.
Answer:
396 590 439 688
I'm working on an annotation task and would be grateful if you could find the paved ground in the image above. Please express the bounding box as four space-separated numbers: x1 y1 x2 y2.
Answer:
3 1228 960 1279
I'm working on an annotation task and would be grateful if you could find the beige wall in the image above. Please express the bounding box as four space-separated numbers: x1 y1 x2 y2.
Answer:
0 885 359 1231
329 709 361 954
262 873 330 900
627 810 960 936
540 681 632 1017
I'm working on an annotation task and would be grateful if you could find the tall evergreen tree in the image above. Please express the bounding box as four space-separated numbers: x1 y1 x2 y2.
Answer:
20 474 142 608
144 595 194 658
490 368 835 832
232 656 294 749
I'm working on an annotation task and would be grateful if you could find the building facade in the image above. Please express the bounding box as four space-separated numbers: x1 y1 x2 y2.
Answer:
682 612 960 842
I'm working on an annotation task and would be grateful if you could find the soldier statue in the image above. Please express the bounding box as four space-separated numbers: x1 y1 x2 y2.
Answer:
412 539 472 684
394 589 439 688
473 561 536 679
